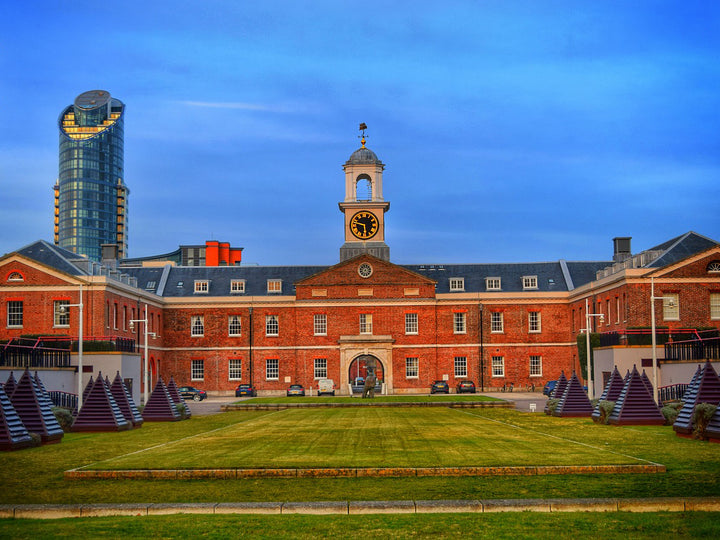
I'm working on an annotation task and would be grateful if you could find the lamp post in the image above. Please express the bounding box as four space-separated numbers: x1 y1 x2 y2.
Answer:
650 277 676 405
581 298 604 399
62 284 84 410
130 306 150 404
478 303 484 392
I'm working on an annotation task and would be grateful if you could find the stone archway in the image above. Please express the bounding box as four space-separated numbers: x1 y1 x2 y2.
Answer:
348 354 384 393
338 335 395 395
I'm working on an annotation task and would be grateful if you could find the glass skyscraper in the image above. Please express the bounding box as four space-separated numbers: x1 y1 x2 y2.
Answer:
54 90 129 261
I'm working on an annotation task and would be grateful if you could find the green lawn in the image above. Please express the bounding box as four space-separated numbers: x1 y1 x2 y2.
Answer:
2 407 720 505
2 512 720 539
87 407 640 470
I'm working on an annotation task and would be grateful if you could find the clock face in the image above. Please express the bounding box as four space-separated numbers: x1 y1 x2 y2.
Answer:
350 211 379 240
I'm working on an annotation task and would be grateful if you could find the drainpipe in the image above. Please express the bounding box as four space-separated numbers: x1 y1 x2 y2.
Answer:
479 303 484 392
248 306 254 387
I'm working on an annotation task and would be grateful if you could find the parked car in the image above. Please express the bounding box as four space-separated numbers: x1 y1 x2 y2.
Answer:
317 378 336 396
430 380 450 394
456 380 476 393
287 384 305 397
178 386 207 401
543 380 557 396
235 384 257 397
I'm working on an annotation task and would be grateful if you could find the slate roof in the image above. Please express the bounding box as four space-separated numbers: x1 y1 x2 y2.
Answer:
5 232 717 299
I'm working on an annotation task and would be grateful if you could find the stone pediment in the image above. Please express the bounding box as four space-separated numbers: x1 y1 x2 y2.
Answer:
295 254 436 300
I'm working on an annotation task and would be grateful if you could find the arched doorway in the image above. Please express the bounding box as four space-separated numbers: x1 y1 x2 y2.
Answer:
348 354 384 394
149 356 157 388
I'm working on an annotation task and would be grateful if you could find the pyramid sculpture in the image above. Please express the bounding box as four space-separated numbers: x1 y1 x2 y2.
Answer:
553 371 593 417
641 370 654 397
0 386 33 451
682 365 702 405
591 366 625 422
9 369 64 444
166 376 190 419
705 403 720 442
673 361 720 437
142 377 181 422
544 371 568 414
109 371 143 427
607 365 664 426
4 372 18 398
72 371 131 432
34 372 52 403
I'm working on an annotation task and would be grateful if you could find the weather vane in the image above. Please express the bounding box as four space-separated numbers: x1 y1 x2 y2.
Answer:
359 122 368 147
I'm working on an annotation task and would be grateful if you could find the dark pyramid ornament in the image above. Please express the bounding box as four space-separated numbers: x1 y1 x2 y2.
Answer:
608 365 664 425
674 361 720 437
166 376 190 418
142 377 181 422
34 372 52 403
682 365 702 405
72 371 131 432
109 371 143 427
592 366 625 422
705 402 720 442
0 386 32 451
10 369 64 444
553 371 593 417
544 371 568 414
641 370 653 397
4 372 17 398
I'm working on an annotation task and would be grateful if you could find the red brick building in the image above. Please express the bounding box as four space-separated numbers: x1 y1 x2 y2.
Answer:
2 142 719 398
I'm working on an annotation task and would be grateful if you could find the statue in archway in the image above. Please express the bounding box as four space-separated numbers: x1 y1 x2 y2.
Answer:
362 356 377 399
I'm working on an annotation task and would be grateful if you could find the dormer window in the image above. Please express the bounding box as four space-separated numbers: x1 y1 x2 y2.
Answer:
194 280 209 294
522 276 538 290
231 279 246 293
486 277 501 291
449 278 465 291
267 279 282 293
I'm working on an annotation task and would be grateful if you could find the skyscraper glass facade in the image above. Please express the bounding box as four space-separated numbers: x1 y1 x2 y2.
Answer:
55 90 128 261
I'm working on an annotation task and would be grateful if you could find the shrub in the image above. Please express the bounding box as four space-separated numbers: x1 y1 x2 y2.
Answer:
52 407 74 432
661 405 680 426
692 403 718 440
545 398 560 415
598 400 615 424
175 402 188 420
27 433 42 448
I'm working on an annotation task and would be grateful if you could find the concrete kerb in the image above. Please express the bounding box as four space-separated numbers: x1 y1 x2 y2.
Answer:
3 498 720 518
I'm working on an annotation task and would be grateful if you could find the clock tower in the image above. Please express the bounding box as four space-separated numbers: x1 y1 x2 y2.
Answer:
339 127 390 262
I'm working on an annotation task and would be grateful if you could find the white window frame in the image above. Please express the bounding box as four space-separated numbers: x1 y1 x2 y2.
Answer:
492 356 505 377
530 355 542 377
359 313 373 334
191 315 204 337
528 311 541 333
454 356 468 378
54 300 70 327
267 279 282 293
711 293 720 320
191 359 204 381
266 315 279 336
453 312 466 334
194 280 209 294
230 280 245 294
7 300 23 328
491 312 504 333
486 277 501 291
449 278 465 291
405 357 419 379
314 314 327 336
663 293 680 321
522 275 538 290
266 359 279 380
228 315 242 336
229 358 242 380
314 358 327 379
405 313 418 335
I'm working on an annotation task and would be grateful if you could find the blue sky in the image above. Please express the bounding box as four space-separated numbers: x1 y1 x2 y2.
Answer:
1 1 719 265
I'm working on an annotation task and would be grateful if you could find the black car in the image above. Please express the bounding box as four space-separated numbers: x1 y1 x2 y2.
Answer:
178 386 207 401
456 380 476 393
235 384 257 397
430 380 450 394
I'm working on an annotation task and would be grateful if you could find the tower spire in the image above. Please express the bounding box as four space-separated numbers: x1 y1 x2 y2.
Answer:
359 122 367 148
